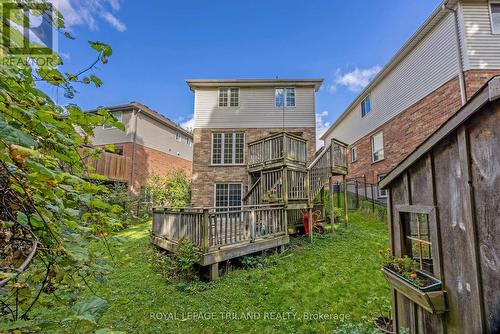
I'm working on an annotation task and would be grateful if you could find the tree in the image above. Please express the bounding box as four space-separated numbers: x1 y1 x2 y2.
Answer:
145 170 191 208
0 1 121 331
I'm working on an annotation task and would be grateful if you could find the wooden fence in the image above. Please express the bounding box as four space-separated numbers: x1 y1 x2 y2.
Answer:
84 151 131 182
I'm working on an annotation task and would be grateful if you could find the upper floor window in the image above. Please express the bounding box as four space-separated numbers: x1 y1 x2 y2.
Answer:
187 137 192 146
103 111 123 129
361 95 371 117
219 88 239 107
490 3 500 34
212 132 245 165
351 147 358 162
371 132 384 162
176 132 182 142
275 88 295 107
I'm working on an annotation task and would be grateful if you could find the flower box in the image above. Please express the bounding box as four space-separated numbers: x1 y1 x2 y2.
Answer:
382 266 447 314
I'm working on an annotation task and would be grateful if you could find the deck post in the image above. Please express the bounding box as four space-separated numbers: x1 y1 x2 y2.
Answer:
202 209 209 253
250 209 256 242
208 262 219 281
283 166 289 206
308 207 313 243
283 207 288 235
342 175 348 225
329 176 334 237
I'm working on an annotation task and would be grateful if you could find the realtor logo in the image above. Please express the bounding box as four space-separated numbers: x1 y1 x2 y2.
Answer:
1 1 57 56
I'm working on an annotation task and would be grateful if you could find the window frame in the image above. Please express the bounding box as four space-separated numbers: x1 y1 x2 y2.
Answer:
213 183 243 211
275 87 296 108
175 132 182 142
361 95 371 118
371 131 384 163
218 87 239 107
395 205 441 279
102 111 123 129
489 1 500 34
186 137 193 146
351 146 358 162
211 132 245 165
377 174 387 198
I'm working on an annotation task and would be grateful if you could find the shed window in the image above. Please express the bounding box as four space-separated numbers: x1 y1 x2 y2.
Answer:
212 132 244 165
219 88 239 107
351 147 358 162
361 95 371 117
371 132 384 162
401 212 433 274
491 3 500 33
215 183 242 211
275 88 295 107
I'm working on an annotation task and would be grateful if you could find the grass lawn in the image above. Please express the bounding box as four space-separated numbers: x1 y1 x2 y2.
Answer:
40 211 391 333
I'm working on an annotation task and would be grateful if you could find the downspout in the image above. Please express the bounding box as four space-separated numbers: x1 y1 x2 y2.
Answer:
130 109 139 192
443 0 467 105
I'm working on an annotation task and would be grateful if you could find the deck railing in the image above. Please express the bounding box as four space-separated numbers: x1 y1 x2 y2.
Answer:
84 151 131 182
152 205 287 252
247 133 307 168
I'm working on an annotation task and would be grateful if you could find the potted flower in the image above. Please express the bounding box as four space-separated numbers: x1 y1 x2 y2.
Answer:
379 248 447 314
263 187 279 202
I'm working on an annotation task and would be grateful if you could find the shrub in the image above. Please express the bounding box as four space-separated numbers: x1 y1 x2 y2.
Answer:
102 183 149 228
145 170 191 208
150 238 200 282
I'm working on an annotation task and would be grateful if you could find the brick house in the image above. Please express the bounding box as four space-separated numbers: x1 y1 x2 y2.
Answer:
186 79 323 208
321 0 500 196
91 102 193 192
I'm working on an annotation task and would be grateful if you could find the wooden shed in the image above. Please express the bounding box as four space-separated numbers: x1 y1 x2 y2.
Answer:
379 76 500 334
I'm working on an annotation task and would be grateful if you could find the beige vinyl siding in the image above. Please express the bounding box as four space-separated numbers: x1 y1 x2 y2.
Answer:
325 13 460 145
462 1 500 69
193 87 315 128
136 113 193 161
92 110 134 145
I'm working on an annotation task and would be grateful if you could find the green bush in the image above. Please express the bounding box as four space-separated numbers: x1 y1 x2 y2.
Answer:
145 170 191 208
150 238 200 282
102 183 149 228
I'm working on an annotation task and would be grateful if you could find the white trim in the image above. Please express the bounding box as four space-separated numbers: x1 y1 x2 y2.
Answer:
489 1 500 34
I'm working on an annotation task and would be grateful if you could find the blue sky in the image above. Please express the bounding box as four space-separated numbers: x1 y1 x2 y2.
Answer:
47 0 441 143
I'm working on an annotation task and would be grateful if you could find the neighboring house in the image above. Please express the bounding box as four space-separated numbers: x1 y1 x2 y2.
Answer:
321 0 500 191
186 79 323 208
91 101 193 192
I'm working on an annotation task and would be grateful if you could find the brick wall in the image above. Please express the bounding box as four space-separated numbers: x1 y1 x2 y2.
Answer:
345 70 500 184
191 127 316 207
100 142 192 192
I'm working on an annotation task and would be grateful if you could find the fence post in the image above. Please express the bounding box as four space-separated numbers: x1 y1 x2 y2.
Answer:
363 175 368 200
337 181 341 208
370 184 375 213
329 176 334 237
250 209 256 242
355 180 359 209
202 209 209 253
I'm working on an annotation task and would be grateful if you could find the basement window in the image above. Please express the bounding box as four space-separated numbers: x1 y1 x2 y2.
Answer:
491 3 500 34
378 174 387 198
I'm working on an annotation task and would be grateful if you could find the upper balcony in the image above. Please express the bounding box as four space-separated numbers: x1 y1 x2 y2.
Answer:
247 132 307 172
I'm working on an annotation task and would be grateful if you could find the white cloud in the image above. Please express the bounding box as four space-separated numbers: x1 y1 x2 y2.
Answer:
49 0 126 32
316 111 331 149
329 65 381 92
181 117 194 131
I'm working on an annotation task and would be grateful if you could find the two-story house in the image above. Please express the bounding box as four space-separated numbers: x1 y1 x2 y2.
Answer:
321 0 500 193
91 101 193 192
186 79 323 208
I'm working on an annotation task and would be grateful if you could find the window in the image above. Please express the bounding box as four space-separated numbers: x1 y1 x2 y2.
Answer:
215 183 242 210
351 147 358 162
361 95 371 117
401 212 433 274
378 174 387 198
490 2 500 34
211 132 244 165
219 88 239 107
176 132 182 142
103 111 123 129
275 88 295 107
371 132 384 162
187 137 192 146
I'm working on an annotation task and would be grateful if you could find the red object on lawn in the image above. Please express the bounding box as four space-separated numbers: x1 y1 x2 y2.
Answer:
303 211 315 235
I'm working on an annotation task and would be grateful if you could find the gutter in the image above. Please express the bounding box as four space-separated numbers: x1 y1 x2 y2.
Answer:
443 0 467 105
